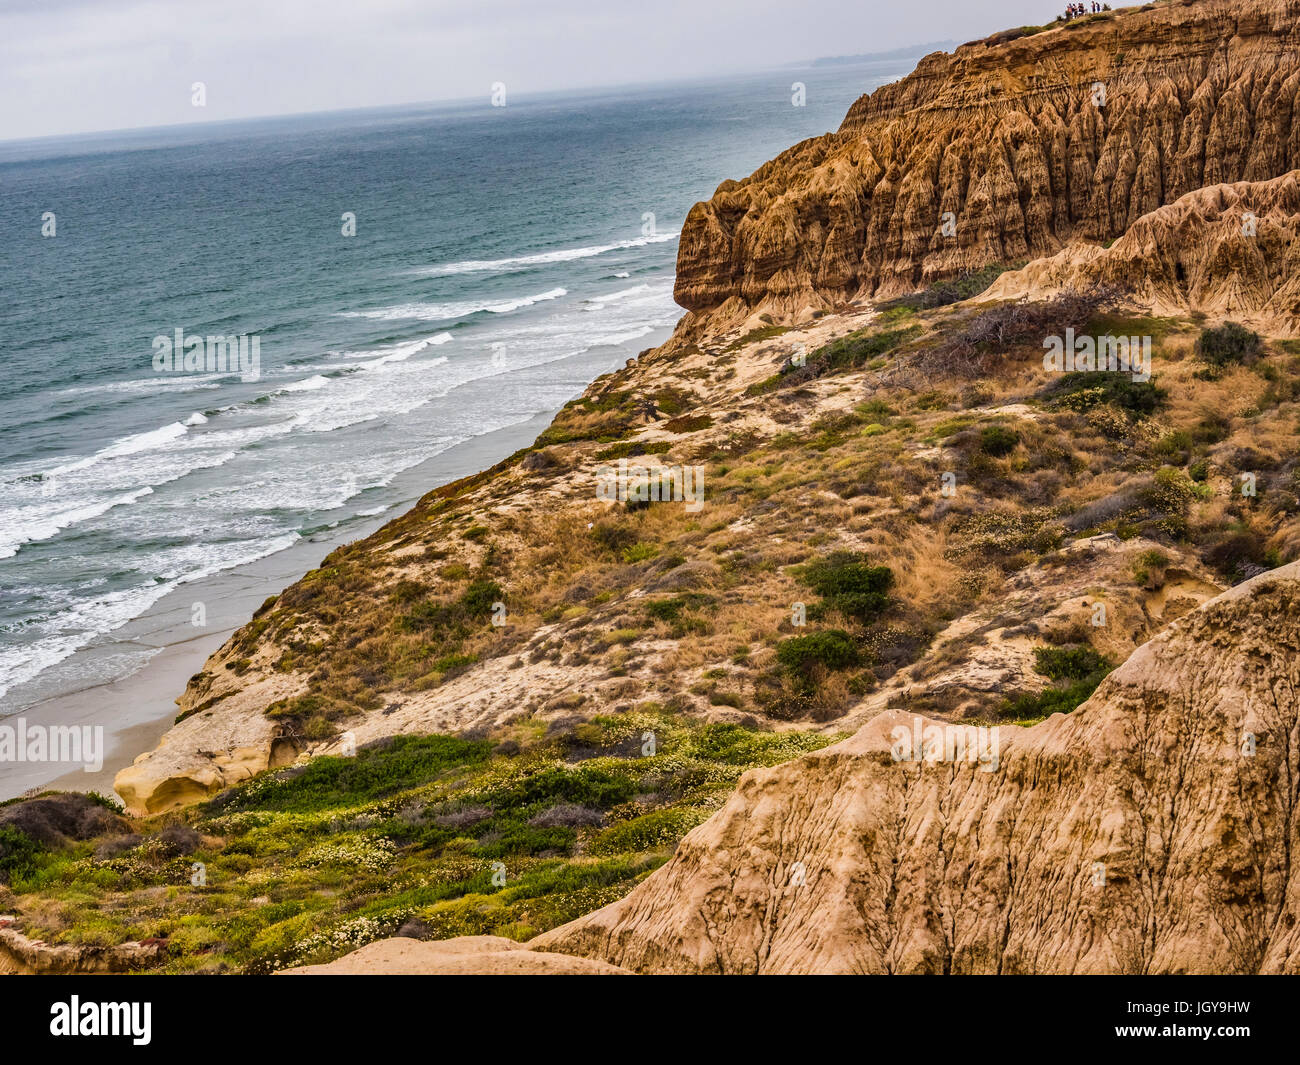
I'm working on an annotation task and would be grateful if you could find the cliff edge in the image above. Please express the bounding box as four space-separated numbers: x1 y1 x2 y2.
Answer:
673 0 1300 328
534 561 1300 973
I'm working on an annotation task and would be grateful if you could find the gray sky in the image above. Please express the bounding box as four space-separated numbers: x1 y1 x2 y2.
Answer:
0 0 1048 141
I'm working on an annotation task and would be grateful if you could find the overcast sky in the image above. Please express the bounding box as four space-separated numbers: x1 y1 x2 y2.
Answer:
0 0 1049 142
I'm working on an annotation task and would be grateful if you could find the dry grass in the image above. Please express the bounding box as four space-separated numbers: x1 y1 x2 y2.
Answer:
184 299 1300 738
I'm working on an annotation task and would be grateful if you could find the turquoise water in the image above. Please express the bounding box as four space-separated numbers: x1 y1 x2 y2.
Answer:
0 59 912 713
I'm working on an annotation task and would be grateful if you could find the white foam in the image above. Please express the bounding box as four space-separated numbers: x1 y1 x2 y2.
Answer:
587 325 657 346
279 374 331 393
337 288 566 323
364 333 454 367
0 265 683 701
57 374 228 397
582 284 651 308
413 233 679 277
0 487 155 560
0 531 300 701
48 421 189 476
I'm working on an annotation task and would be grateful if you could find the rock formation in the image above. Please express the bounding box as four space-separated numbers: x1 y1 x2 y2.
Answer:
673 0 1300 324
983 171 1300 334
86 2 1300 978
0 919 165 975
534 562 1300 973
276 935 630 975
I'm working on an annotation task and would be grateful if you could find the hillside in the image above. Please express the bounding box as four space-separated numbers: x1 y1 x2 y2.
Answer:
673 0 1300 330
535 561 1300 973
3 0 1300 976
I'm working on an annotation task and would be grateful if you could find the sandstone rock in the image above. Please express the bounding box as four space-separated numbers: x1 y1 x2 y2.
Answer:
674 0 1300 322
275 934 631 975
983 171 1300 334
0 923 165 975
534 561 1300 973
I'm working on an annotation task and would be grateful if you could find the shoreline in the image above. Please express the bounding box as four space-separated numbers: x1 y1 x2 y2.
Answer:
2 328 669 802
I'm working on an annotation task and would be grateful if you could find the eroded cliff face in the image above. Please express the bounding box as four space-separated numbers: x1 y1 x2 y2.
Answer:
983 170 1300 334
674 0 1300 324
534 562 1300 974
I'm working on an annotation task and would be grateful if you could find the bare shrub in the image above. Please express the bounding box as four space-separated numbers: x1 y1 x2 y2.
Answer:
909 287 1121 380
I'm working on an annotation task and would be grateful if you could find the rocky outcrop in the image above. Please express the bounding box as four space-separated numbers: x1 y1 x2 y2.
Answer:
674 0 1300 323
276 935 631 975
534 561 1300 973
0 920 165 975
982 171 1300 333
114 707 303 816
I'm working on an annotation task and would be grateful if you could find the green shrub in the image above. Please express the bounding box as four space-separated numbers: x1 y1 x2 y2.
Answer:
0 826 40 884
1001 677 1103 720
664 414 712 434
431 652 478 674
1131 548 1169 586
396 578 503 635
210 734 493 813
812 326 920 375
1004 645 1113 722
1033 645 1110 681
460 579 504 617
979 425 1020 456
1143 467 1201 517
643 594 712 623
798 552 893 624
877 264 1014 312
748 327 920 396
1153 429 1193 462
1196 322 1262 372
488 766 637 810
587 808 705 856
594 441 672 461
621 542 659 563
776 630 860 678
1046 372 1166 416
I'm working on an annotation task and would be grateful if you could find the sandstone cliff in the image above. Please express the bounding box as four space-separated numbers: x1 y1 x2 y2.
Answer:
984 170 1300 334
673 0 1300 326
81 0 1300 977
534 561 1300 974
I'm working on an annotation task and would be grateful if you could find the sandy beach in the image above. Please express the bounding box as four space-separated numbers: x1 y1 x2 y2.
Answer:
1 395 613 802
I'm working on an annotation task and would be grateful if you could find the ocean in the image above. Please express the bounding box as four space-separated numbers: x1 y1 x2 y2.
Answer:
0 58 913 722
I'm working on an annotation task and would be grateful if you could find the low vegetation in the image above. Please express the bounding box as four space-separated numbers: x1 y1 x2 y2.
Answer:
1196 322 1262 376
0 712 836 973
1001 645 1114 723
76 283 1299 974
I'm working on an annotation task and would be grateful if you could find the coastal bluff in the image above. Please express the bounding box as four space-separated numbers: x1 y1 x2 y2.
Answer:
673 0 1300 326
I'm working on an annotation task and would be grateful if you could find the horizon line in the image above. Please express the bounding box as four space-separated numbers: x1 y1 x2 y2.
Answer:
0 42 947 149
